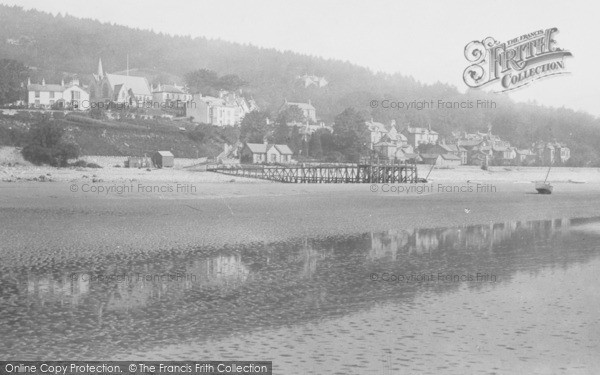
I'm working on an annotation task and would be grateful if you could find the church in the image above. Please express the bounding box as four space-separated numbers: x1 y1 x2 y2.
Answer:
89 58 152 106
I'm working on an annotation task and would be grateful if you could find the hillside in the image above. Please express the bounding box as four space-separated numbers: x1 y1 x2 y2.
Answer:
1 5 600 165
0 113 232 158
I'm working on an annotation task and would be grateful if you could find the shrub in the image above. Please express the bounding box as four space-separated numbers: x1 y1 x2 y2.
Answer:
71 160 88 167
90 107 106 120
481 164 488 171
324 151 345 163
21 120 79 167
188 129 206 142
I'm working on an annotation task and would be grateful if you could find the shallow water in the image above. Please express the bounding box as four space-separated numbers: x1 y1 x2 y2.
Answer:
1 217 600 373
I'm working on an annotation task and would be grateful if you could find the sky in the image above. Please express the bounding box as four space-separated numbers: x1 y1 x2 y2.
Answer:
2 0 599 117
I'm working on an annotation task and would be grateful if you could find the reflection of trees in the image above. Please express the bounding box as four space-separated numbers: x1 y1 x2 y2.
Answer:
11 253 250 312
0 216 597 360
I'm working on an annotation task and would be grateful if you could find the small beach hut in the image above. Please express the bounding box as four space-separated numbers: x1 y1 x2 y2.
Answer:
152 151 174 168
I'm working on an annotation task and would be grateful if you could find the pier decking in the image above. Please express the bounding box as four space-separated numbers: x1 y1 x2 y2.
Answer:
207 162 418 183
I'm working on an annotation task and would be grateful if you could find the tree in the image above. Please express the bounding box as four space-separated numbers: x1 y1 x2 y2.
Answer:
240 110 270 143
272 121 290 144
216 74 247 91
277 105 305 125
21 120 79 167
309 131 323 159
289 126 303 156
184 69 219 95
319 130 336 156
333 108 369 162
0 59 28 105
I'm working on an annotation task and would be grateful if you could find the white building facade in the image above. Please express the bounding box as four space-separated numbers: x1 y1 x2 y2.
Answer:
27 78 90 110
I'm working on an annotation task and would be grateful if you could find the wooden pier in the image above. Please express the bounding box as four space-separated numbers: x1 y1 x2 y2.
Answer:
207 162 418 183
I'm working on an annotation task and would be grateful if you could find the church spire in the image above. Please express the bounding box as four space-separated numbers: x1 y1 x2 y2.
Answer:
97 58 104 78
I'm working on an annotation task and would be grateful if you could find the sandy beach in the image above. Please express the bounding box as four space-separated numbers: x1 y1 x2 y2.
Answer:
2 161 600 371
2 149 600 269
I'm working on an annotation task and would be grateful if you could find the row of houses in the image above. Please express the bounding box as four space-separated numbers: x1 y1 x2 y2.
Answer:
25 58 258 126
452 131 570 166
366 120 433 163
366 121 571 167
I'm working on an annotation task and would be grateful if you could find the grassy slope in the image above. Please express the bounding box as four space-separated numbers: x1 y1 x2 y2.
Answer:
0 114 225 158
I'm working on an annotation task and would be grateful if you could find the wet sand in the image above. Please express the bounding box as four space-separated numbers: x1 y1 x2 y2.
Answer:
2 173 600 374
123 258 600 374
1 177 600 266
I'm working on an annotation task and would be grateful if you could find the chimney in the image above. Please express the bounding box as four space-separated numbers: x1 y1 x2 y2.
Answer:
61 78 64 86
27 77 31 86
41 78 45 85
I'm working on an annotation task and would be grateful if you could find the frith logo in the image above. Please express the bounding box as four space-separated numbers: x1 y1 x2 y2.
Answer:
463 28 573 92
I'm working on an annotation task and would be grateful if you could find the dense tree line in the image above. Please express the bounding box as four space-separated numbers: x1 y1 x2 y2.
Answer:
0 58 28 104
184 69 246 95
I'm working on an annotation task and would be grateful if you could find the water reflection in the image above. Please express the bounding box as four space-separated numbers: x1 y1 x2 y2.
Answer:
0 216 599 360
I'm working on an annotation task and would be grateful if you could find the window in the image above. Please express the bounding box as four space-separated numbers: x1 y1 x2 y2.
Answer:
35 91 40 98
271 154 277 162
71 91 80 100
49 92 55 99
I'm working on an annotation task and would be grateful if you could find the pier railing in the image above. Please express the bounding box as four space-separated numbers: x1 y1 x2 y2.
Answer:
207 162 418 183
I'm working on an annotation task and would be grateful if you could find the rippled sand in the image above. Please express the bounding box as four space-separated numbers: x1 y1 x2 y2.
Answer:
122 259 600 374
2 217 600 374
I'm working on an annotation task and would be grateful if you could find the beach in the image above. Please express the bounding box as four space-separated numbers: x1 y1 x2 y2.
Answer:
2 154 600 265
3 154 600 373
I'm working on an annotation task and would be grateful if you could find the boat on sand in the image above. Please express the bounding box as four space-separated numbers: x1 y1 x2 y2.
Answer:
535 166 553 194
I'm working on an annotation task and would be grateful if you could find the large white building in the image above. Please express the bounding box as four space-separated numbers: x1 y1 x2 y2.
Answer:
27 78 89 110
186 91 257 126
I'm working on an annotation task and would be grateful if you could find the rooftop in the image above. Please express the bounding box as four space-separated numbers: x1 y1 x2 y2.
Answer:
105 73 152 96
282 101 315 111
